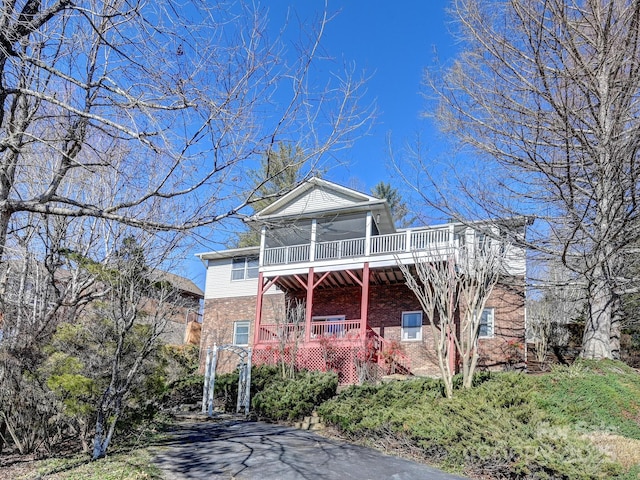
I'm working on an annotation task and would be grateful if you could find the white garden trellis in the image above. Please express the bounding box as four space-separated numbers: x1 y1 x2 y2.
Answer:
201 344 252 416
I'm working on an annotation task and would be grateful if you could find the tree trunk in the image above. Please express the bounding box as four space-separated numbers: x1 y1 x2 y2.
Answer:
581 274 614 359
610 294 622 360
92 408 108 460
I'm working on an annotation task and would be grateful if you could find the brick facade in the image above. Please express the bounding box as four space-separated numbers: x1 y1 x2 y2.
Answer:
307 279 525 376
200 293 285 373
202 277 525 378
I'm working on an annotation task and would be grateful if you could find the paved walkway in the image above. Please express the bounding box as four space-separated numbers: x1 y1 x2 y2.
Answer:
153 418 468 480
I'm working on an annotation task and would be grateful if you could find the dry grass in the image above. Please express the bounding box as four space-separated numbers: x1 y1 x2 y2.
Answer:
586 432 640 470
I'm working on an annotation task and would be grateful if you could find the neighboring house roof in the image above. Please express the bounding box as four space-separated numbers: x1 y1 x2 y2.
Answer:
249 178 396 234
150 270 204 298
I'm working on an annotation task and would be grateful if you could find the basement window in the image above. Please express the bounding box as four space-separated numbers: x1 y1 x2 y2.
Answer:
233 320 250 346
401 311 422 341
478 308 495 339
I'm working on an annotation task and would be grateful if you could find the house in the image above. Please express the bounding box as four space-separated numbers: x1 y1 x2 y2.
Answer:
196 178 528 383
149 270 204 345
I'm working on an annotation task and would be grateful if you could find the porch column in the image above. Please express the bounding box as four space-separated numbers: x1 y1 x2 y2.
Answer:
310 219 317 261
304 267 314 342
253 272 265 346
448 223 455 251
365 212 372 256
360 262 370 336
259 225 266 266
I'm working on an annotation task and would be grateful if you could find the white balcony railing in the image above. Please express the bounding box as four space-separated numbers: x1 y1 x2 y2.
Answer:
263 225 455 266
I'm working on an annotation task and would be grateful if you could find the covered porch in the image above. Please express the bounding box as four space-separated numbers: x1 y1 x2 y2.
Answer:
252 263 411 383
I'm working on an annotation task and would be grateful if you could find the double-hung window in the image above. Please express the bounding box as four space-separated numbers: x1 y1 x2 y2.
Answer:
231 256 259 281
401 311 422 341
233 321 250 345
478 308 495 339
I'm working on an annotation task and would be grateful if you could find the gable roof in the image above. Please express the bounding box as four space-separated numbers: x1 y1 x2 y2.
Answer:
249 178 396 233
150 270 204 298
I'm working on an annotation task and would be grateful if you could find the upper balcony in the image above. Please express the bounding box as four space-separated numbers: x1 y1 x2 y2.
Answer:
262 224 457 267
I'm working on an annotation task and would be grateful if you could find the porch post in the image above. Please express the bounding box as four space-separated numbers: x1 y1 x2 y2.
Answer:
310 219 317 261
259 225 266 266
360 262 370 336
448 223 455 252
304 267 314 342
365 212 372 256
253 272 265 346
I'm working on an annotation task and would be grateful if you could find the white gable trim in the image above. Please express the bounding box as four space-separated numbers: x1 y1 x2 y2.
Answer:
254 178 381 218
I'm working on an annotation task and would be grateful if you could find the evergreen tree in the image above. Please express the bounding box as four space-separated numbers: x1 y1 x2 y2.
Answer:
371 181 412 228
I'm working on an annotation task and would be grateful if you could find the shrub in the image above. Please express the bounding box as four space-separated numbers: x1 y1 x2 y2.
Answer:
253 370 338 421
162 374 205 408
213 364 282 412
318 365 640 479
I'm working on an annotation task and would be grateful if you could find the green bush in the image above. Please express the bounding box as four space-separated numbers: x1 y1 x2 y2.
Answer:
213 364 282 412
253 370 338 421
319 363 640 479
162 374 205 408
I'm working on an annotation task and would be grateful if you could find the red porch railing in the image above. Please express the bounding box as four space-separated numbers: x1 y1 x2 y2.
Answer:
257 319 362 344
253 323 412 384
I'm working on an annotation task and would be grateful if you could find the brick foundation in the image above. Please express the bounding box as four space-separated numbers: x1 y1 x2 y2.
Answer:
200 293 285 373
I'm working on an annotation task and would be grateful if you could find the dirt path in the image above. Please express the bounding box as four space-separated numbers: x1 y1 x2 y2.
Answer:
153 418 468 480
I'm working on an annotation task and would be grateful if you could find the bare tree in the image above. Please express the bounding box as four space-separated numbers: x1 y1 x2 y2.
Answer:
272 298 305 380
527 261 585 367
397 237 503 397
398 252 457 398
414 0 640 360
87 235 185 459
0 2 371 455
0 0 372 263
0 214 99 454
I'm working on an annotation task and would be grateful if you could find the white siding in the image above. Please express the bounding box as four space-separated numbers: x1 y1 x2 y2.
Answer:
204 258 280 299
504 243 527 276
276 188 364 216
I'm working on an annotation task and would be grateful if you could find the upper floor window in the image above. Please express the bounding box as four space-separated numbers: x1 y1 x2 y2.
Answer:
231 256 259 281
478 308 495 339
401 311 422 341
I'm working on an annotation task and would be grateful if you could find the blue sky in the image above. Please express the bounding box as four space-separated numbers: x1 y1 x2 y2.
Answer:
266 1 458 188
186 1 459 288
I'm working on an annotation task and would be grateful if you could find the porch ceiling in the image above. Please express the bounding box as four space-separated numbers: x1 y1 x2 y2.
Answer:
272 266 406 293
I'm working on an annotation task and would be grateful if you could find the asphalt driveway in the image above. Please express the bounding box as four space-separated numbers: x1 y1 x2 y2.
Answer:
153 418 468 480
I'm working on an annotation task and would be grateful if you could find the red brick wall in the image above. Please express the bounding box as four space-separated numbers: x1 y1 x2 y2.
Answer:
200 293 285 373
307 279 525 376
475 279 526 370
200 277 525 378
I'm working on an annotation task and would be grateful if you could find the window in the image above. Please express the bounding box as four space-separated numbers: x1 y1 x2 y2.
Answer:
231 256 259 281
478 308 495 339
233 321 250 345
401 311 422 341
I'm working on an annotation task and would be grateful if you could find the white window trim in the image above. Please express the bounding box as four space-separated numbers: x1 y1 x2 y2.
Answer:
401 311 423 342
478 307 495 339
231 256 259 281
233 320 251 346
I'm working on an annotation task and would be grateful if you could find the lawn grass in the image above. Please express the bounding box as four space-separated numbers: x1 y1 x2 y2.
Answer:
19 448 162 480
318 360 640 479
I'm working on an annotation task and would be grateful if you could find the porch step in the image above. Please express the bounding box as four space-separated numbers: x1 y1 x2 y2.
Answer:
294 410 325 431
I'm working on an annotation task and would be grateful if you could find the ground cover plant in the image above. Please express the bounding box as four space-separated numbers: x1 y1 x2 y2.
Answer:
318 360 640 479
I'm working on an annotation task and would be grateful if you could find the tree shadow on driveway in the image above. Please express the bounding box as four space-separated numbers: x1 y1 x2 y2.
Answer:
153 418 467 480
